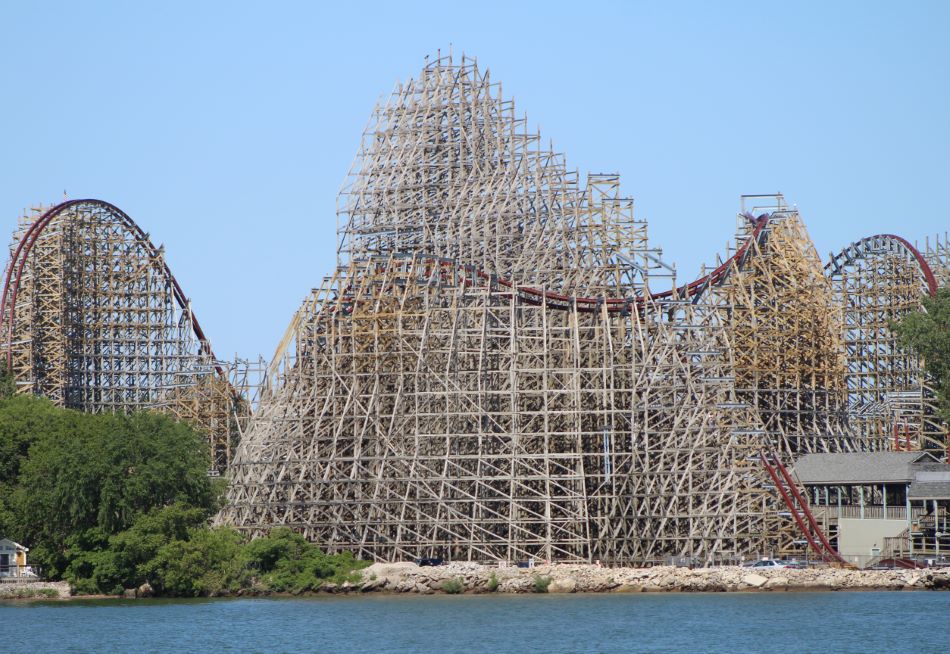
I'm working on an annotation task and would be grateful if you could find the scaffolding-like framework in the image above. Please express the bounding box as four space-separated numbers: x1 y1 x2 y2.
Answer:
921 233 950 287
219 55 875 564
7 54 943 564
713 207 855 456
825 235 946 455
0 200 239 472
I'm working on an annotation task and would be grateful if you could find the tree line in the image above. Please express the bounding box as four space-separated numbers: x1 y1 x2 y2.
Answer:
0 377 365 596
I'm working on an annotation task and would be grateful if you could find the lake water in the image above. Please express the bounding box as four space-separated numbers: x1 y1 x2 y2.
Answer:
2 592 948 653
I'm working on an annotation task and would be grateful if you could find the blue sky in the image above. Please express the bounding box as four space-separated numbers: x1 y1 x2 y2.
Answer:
2 1 948 360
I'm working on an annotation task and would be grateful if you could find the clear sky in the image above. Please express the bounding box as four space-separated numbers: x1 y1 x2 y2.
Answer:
2 1 948 361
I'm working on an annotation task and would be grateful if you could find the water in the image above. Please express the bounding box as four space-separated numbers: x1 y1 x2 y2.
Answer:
2 592 948 653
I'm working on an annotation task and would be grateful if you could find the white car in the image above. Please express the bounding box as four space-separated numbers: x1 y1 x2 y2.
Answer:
745 559 790 569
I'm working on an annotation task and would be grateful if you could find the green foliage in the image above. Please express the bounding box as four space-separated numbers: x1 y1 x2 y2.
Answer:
892 287 950 423
0 361 15 400
531 574 552 593
245 527 368 592
0 395 63 536
9 406 217 576
63 503 210 594
441 578 464 594
61 528 115 594
0 395 368 597
487 572 499 592
58 516 369 597
145 527 250 597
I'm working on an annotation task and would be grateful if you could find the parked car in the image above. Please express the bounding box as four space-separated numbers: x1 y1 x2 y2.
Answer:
745 559 792 569
416 557 444 567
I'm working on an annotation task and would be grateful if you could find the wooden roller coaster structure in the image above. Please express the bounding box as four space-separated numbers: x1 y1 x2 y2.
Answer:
4 54 946 565
0 199 241 473
218 54 947 564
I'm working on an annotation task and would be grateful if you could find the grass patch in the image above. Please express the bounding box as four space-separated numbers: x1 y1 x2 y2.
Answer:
441 578 464 594
531 574 551 593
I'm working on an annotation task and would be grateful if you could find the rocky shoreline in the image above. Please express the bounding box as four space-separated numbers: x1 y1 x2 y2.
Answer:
0 581 71 600
6 563 950 601
348 562 950 595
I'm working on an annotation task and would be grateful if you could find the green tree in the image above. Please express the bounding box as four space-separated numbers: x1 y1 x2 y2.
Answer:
892 287 950 423
0 395 65 537
0 361 15 400
0 391 369 597
63 503 210 594
11 408 217 576
144 527 249 596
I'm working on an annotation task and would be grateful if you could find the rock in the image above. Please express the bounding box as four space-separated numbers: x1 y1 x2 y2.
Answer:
267 561 950 595
122 588 137 599
742 574 768 588
547 577 576 593
360 577 387 592
136 582 154 598
930 573 950 590
764 576 788 590
363 561 418 577
651 574 671 588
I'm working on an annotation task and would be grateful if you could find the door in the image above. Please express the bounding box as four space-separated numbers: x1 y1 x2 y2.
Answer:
0 553 9 575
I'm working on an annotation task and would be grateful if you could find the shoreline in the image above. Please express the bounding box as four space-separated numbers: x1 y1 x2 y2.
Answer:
4 563 950 601
350 562 950 595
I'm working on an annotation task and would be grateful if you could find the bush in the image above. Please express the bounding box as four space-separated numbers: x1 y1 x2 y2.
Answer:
144 527 249 597
441 578 464 594
245 528 368 592
531 574 552 593
487 573 499 592
64 503 211 595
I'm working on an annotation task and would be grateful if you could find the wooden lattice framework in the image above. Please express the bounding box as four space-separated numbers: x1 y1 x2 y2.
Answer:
715 208 855 456
219 55 872 564
1 200 239 472
825 234 946 455
921 233 950 287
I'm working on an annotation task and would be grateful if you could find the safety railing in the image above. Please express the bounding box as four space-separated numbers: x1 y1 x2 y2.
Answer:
0 564 43 582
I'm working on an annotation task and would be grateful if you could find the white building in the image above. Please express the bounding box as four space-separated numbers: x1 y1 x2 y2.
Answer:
0 538 29 577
